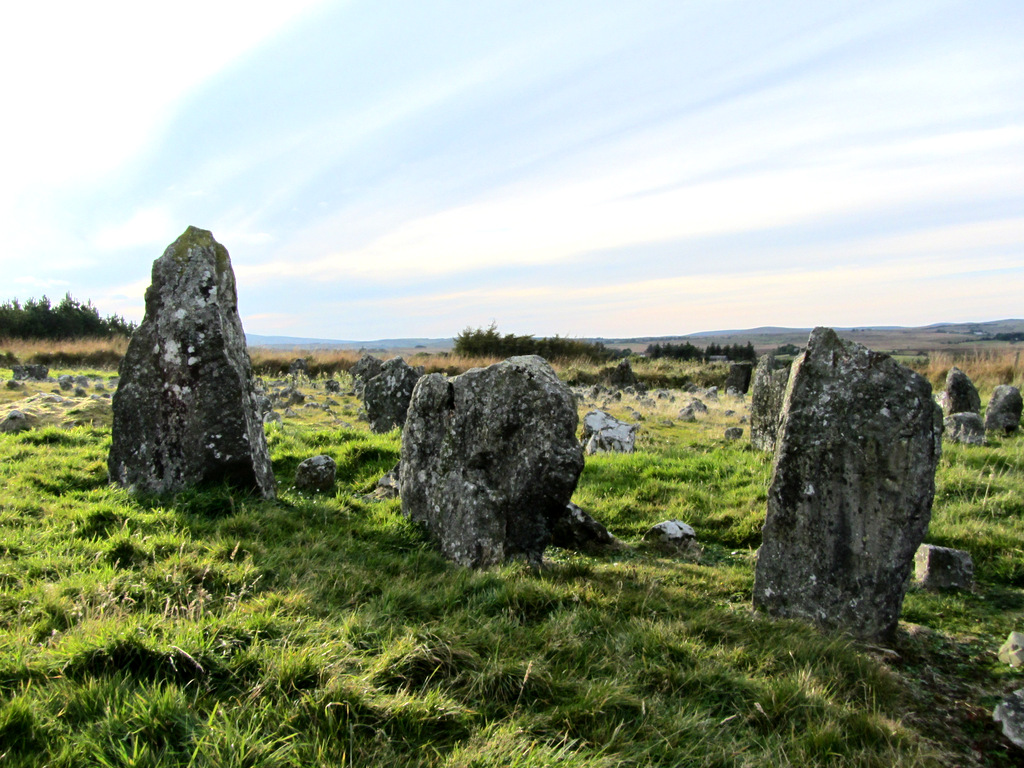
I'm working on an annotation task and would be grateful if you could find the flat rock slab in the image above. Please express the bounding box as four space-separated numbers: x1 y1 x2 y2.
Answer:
914 544 974 591
400 355 583 568
753 327 942 641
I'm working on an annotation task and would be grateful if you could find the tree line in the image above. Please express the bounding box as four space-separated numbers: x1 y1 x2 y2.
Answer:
645 340 757 362
0 294 136 340
453 324 619 363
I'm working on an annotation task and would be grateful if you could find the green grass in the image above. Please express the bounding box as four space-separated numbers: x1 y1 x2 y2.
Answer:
0 377 1021 766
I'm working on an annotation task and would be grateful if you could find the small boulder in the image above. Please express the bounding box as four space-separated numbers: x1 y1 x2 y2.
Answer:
678 407 696 422
914 544 974 591
0 410 32 433
581 410 637 454
999 632 1024 668
288 358 309 377
985 385 1022 434
325 379 341 393
607 359 637 389
550 502 618 553
938 366 981 416
724 426 743 440
643 520 700 556
689 398 708 413
294 454 337 494
994 689 1024 749
11 364 49 381
943 412 986 446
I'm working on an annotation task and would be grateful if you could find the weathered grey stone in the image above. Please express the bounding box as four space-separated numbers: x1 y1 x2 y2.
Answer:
5 379 22 390
752 327 942 641
107 227 276 498
400 355 583 568
370 463 401 500
914 544 974 591
58 375 73 391
350 354 384 398
11 364 49 381
550 502 618 553
607 359 637 389
582 410 637 454
689 398 708 413
999 632 1024 668
324 379 341 393
985 385 1022 434
704 387 719 401
943 412 986 446
294 454 336 493
938 366 981 416
0 410 31 433
642 520 700 556
678 407 696 422
724 426 743 440
288 358 309 377
994 689 1024 749
725 362 753 395
362 357 421 433
750 355 790 453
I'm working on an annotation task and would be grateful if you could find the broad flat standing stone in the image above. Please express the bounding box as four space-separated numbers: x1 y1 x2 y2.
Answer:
985 385 1022 434
753 327 942 641
362 357 421 433
108 227 276 498
400 355 583 567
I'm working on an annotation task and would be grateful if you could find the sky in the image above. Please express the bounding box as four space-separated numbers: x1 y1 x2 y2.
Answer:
2 0 1022 340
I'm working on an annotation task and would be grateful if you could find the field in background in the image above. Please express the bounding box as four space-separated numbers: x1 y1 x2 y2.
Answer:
0 362 1022 765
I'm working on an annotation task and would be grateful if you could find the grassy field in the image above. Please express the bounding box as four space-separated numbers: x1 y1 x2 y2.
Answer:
0 362 1022 766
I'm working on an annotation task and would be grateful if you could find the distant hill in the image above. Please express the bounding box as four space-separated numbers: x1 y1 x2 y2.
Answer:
246 334 453 351
247 320 1024 357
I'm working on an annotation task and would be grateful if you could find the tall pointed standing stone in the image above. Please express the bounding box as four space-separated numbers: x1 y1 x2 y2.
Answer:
753 327 942 641
108 227 276 498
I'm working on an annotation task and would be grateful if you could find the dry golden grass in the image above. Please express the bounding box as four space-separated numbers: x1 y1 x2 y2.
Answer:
911 349 1024 395
0 336 129 369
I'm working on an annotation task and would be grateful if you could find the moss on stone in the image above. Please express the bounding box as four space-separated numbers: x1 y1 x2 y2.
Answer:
169 226 231 275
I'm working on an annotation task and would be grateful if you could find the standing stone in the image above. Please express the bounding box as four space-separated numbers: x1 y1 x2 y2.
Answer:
943 412 986 446
725 362 753 395
350 354 384 397
362 357 422 433
994 689 1024 749
985 385 1022 434
607 359 637 389
400 355 584 568
750 355 790 452
938 366 981 417
108 227 275 498
753 327 942 641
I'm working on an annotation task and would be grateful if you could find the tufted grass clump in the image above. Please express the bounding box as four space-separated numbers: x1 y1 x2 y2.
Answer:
0 374 1021 766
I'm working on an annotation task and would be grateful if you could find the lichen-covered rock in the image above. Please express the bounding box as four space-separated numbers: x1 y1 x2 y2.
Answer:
724 426 743 440
985 385 1022 434
642 520 700 556
350 354 384 398
943 412 986 446
914 544 974 591
999 632 1024 667
753 327 942 641
581 410 637 454
750 355 790 452
994 689 1024 749
606 359 637 389
400 355 584 567
294 454 336 493
362 357 422 433
108 227 276 498
725 363 753 395
11 364 49 381
0 410 32 433
938 366 981 416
